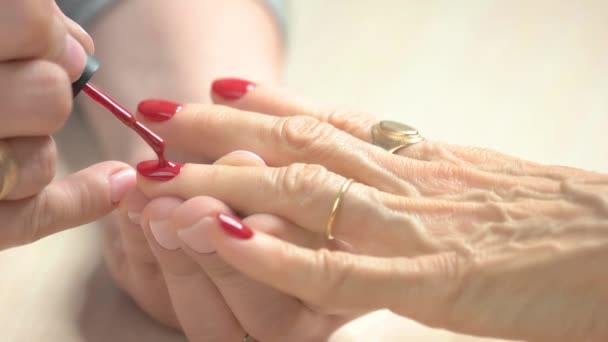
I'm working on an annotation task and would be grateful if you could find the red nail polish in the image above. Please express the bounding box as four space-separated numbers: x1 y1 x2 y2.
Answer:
216 213 254 239
137 160 183 181
83 83 178 173
137 99 183 122
212 78 256 101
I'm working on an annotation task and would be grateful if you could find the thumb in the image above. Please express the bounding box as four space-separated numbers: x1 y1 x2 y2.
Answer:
0 161 135 250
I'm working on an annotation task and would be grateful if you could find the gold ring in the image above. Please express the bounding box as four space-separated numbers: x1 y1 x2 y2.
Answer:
326 178 354 240
371 120 424 154
0 141 18 200
242 333 251 342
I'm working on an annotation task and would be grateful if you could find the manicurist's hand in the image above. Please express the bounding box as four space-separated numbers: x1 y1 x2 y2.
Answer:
0 1 134 250
134 78 608 342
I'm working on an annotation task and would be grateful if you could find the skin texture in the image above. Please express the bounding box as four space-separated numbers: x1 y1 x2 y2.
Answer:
83 0 285 339
0 0 135 251
130 83 608 342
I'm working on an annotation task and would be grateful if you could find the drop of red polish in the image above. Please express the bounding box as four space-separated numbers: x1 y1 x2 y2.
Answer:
82 83 182 181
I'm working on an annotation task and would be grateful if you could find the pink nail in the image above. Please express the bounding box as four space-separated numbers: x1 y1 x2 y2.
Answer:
109 169 136 204
62 34 87 81
177 217 216 253
150 220 181 250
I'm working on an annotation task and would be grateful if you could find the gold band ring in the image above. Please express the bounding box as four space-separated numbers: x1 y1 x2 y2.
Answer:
0 141 18 200
371 120 424 154
326 178 354 240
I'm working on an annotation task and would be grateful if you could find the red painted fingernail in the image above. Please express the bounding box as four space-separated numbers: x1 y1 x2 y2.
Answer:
136 160 183 181
216 213 254 239
212 78 256 101
137 99 183 122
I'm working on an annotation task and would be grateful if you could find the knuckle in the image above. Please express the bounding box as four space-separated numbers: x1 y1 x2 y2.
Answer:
307 249 353 307
274 116 337 157
275 163 332 197
14 7 54 56
27 61 72 132
190 104 234 131
325 107 377 137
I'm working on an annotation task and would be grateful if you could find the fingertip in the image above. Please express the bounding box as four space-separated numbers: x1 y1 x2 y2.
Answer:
110 168 136 204
61 34 87 81
211 78 256 102
214 150 266 166
121 189 149 224
54 2 95 54
141 197 184 225
141 197 184 251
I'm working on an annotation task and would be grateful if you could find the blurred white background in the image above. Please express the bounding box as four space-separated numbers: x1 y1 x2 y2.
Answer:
1 1 607 341
288 0 608 172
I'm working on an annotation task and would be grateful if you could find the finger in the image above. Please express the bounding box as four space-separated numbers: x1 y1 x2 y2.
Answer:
53 2 95 54
138 163 400 252
136 101 410 193
0 161 135 250
169 198 342 341
1 137 57 200
213 150 266 167
0 1 86 80
141 197 246 341
105 208 180 328
0 0 61 60
210 80 561 184
208 216 461 327
0 60 72 138
210 78 378 142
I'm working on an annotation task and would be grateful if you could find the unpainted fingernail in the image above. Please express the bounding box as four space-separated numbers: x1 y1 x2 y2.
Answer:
226 150 266 165
127 212 141 225
150 220 180 251
176 217 216 254
61 34 87 80
110 169 136 204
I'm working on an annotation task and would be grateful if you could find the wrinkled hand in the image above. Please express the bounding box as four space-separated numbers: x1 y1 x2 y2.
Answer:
0 0 134 250
135 80 608 342
105 150 351 341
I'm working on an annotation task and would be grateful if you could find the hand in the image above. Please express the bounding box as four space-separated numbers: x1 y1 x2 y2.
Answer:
0 1 134 250
136 79 608 341
106 150 352 341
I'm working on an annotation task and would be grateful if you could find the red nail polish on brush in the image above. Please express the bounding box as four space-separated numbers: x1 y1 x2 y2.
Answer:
217 213 254 239
73 55 183 181
211 78 256 101
137 99 183 122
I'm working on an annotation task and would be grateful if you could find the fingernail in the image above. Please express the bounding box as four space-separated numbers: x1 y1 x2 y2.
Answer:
212 78 256 101
150 220 180 250
124 190 148 225
216 213 254 239
137 99 183 122
127 212 141 225
61 34 87 81
227 150 265 163
110 169 136 204
176 217 216 253
136 160 183 181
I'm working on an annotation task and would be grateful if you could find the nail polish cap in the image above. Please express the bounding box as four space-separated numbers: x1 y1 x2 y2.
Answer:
72 54 100 97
